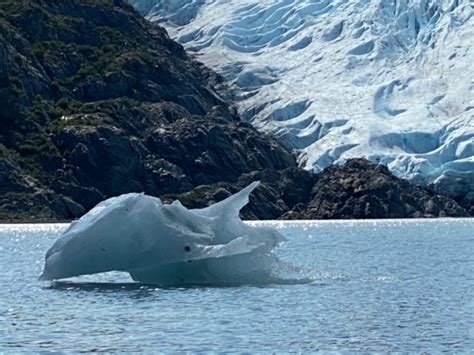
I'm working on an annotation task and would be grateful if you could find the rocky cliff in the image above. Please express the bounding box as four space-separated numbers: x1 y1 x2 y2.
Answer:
0 0 470 221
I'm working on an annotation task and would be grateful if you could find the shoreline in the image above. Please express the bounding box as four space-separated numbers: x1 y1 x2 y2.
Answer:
1 215 472 225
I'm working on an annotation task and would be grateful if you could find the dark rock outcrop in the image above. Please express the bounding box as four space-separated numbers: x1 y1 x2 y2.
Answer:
300 159 468 219
164 160 470 219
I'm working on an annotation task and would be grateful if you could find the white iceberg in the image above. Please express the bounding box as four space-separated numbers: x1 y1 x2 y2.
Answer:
40 182 286 285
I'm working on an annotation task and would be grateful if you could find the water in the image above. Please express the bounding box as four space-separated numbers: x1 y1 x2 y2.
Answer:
0 219 473 352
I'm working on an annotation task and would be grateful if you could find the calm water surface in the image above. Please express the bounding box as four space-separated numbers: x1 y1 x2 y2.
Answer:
0 219 473 352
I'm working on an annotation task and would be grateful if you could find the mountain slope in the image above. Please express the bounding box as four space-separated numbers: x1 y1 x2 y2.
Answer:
0 0 295 220
131 0 474 198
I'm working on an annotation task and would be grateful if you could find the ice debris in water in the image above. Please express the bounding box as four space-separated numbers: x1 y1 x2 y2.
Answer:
40 182 287 285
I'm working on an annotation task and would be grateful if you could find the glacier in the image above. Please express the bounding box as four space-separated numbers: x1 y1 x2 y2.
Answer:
130 0 474 189
40 182 286 285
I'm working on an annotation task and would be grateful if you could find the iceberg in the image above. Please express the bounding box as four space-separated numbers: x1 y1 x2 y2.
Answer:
39 182 286 285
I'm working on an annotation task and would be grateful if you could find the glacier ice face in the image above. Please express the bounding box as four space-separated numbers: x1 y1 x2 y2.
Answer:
40 182 286 285
131 0 474 185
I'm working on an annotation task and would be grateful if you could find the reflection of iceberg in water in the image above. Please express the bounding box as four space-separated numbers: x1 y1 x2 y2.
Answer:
40 182 288 286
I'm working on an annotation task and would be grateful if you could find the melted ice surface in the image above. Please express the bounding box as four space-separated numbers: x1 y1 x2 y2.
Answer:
131 0 474 184
40 182 286 285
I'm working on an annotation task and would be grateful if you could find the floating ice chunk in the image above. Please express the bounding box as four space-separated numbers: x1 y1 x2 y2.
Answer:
39 182 286 285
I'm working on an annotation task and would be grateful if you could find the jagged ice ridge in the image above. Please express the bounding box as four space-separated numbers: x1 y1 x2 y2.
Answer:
130 0 473 189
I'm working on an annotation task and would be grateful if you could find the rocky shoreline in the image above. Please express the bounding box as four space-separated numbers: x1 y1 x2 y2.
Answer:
163 159 470 220
0 0 471 222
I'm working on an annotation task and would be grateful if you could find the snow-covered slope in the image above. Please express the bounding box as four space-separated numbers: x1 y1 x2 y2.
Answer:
130 0 474 187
